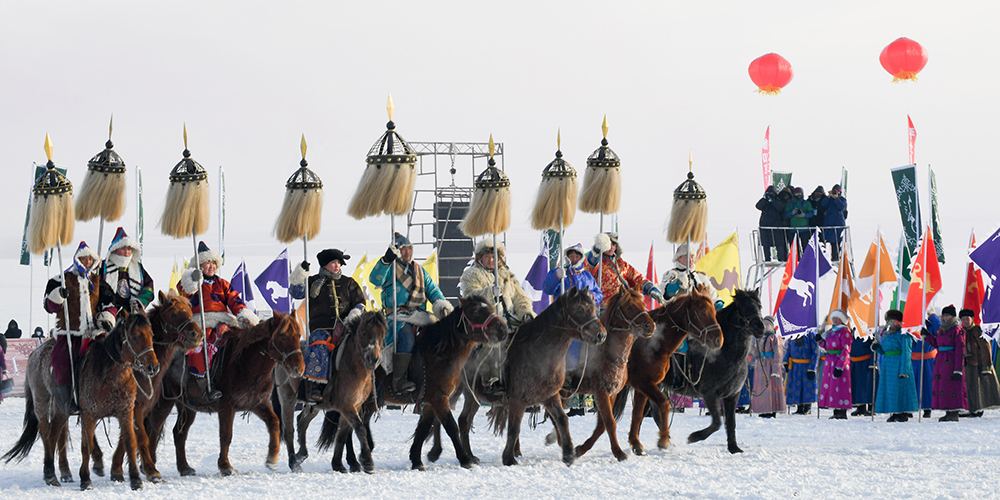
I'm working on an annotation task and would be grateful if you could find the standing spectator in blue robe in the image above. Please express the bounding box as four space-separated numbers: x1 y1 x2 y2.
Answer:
913 311 940 418
784 330 819 414
819 185 847 261
873 309 919 421
850 332 878 416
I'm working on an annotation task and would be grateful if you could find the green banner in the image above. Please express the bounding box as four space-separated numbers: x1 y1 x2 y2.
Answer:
21 164 67 265
891 164 921 253
892 233 912 311
840 167 848 195
136 166 144 257
543 229 560 270
771 171 793 193
928 167 945 263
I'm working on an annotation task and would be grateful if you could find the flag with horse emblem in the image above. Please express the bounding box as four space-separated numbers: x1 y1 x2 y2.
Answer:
777 231 831 337
255 248 291 313
694 231 741 306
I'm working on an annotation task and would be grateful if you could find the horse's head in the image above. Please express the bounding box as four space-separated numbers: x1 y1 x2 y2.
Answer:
723 288 766 340
153 290 204 351
603 285 655 339
560 287 606 345
457 295 507 345
683 284 724 349
116 307 160 378
348 311 387 371
265 314 305 377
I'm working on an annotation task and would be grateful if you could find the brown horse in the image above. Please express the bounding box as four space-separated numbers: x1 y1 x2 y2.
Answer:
3 302 158 491
108 290 203 484
611 285 723 456
272 310 386 473
557 285 655 462
145 313 304 476
486 287 607 467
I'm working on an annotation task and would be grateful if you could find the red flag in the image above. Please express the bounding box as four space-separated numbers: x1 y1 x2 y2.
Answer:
644 241 657 310
902 226 943 335
773 238 799 315
964 232 986 324
762 126 771 190
907 115 917 165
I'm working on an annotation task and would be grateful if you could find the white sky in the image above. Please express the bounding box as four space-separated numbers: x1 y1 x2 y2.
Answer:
2 1 998 326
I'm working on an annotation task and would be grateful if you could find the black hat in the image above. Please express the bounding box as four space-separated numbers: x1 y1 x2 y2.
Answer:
317 249 350 267
960 308 976 319
941 304 957 317
885 309 903 322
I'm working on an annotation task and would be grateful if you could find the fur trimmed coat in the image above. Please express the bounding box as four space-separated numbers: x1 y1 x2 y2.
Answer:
584 252 654 308
178 271 257 330
460 263 534 326
44 271 101 334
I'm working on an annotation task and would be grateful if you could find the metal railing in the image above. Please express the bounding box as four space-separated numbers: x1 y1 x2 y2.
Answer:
747 225 853 293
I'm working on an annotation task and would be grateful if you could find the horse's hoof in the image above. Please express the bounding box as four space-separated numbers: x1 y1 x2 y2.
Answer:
60 473 74 483
179 467 197 477
220 467 237 477
130 477 144 491
728 445 744 454
362 462 375 474
470 455 481 465
44 475 61 487
427 448 442 463
573 446 586 458
545 433 557 446
460 459 476 470
411 463 425 471
563 455 575 467
349 463 361 473
265 461 279 471
147 473 164 484
615 453 629 462
502 456 518 466
111 472 125 483
92 464 105 477
631 444 646 456
80 479 93 491
290 463 303 473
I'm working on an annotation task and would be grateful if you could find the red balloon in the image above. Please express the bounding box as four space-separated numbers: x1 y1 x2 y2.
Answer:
880 37 928 82
748 53 793 95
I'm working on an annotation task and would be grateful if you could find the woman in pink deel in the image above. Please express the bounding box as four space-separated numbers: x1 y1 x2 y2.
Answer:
818 309 853 419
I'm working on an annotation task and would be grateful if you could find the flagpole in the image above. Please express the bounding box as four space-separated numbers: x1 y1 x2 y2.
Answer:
918 228 928 423
872 229 882 421
815 230 821 420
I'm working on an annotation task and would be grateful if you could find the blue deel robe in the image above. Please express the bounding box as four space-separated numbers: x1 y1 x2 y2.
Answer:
369 259 447 346
874 329 919 414
784 331 819 405
851 335 878 406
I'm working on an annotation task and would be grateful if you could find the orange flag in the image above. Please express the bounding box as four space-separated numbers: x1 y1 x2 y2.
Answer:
773 238 798 315
902 226 943 335
847 232 898 336
829 252 856 323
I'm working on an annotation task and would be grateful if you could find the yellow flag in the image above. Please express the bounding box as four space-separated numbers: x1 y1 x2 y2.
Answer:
694 231 741 305
360 254 386 311
422 250 439 312
168 258 181 293
847 232 898 336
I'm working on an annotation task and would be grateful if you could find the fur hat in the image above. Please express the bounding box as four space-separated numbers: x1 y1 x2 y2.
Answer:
189 241 222 269
960 308 976 319
673 243 693 264
884 309 903 322
941 304 957 317
565 243 584 258
71 241 100 275
474 236 506 262
393 231 412 248
106 226 141 260
829 309 849 325
317 248 350 267
762 315 776 326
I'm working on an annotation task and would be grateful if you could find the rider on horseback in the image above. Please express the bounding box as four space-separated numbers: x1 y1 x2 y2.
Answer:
43 241 101 414
97 228 154 329
177 241 259 404
290 248 366 403
369 232 453 395
585 232 665 309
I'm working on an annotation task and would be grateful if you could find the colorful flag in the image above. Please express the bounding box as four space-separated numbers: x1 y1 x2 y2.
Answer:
929 166 945 263
891 164 921 254
422 250 439 312
902 227 943 336
761 126 771 191
829 249 856 320
963 232 985 325
694 231 741 306
355 254 384 311
543 230 561 270
523 251 551 314
168 258 181 293
892 232 912 311
777 232 831 337
970 227 1000 338
771 171 792 193
907 115 917 165
840 167 848 195
219 166 226 264
644 241 657 310
231 259 256 313
848 231 897 336
255 249 291 313
773 238 799 315
135 166 144 257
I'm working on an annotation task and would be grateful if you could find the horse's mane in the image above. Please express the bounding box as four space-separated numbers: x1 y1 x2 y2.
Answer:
226 314 298 360
418 297 481 355
601 286 642 322
146 292 192 338
87 312 151 376
515 288 590 341
346 311 387 339
716 289 762 336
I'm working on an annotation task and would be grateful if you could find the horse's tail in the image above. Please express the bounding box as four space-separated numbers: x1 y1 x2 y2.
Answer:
316 410 340 452
611 386 631 422
487 403 508 437
2 383 39 464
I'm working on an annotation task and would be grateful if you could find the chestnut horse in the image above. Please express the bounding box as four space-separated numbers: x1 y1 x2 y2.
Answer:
272 310 386 473
486 287 607 467
4 302 158 491
108 291 203 484
556 285 655 462
145 313 304 476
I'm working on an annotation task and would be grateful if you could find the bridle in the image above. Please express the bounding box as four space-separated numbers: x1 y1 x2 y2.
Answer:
119 318 158 400
262 328 303 366
458 310 501 344
608 296 652 334
154 310 197 347
559 302 603 342
662 297 721 345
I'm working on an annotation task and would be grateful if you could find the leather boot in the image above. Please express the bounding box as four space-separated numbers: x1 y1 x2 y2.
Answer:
55 384 80 415
938 410 959 422
795 404 811 415
306 381 324 403
392 353 416 394
188 375 222 405
923 409 932 419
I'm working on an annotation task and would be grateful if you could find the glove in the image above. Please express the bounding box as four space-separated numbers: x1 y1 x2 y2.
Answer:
783 362 790 372
714 300 725 311
59 287 68 298
806 370 816 380
521 312 535 324
345 306 363 323
383 245 400 264
190 269 203 282
791 208 805 218
492 285 501 298
833 367 843 378
555 267 566 280
300 260 311 272
950 371 962 381
649 288 666 306
46 287 66 305
593 233 612 254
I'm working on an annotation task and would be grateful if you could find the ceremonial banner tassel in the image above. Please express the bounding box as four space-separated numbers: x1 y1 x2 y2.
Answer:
666 151 708 244
460 135 511 237
348 93 417 219
579 115 621 215
76 115 127 251
532 131 578 295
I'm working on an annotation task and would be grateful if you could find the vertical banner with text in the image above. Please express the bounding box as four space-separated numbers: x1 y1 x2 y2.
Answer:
908 115 917 165
929 166 945 263
891 164 921 253
761 126 771 190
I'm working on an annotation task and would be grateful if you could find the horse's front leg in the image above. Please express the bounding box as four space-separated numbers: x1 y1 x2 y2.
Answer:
217 404 238 476
722 395 743 454
409 406 436 471
642 382 673 451
432 399 474 469
427 419 443 463
118 407 143 490
251 402 281 471
173 405 198 476
275 383 300 472
78 415 96 491
39 412 62 486
688 395 722 444
331 422 351 474
502 402 526 466
133 406 161 482
295 405 319 466
343 409 374 473
543 396 575 466
145 396 174 468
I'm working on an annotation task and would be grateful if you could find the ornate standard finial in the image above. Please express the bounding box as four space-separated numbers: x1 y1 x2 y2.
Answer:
488 134 495 159
109 114 114 142
688 149 693 172
602 115 609 139
183 123 189 152
301 134 307 159
387 92 395 122
557 128 561 152
44 133 53 163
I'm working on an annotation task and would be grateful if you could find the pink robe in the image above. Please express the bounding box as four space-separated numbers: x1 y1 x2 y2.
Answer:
751 333 787 413
818 326 852 409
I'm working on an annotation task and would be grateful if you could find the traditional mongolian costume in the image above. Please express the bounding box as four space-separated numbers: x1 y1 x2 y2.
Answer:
817 310 853 418
960 309 1000 416
750 316 786 417
849 333 877 416
97 227 154 322
784 330 819 414
873 310 918 421
925 305 967 421
585 233 661 309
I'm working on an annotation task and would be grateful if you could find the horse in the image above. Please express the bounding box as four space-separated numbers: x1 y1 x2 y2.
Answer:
608 285 723 456
108 291 203 484
145 313 305 476
272 310 386 473
665 288 765 454
486 287 607 467
3 302 158 491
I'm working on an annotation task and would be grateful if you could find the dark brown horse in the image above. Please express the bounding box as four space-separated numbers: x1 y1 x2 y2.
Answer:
108 291 203 484
486 287 606 467
608 285 722 455
145 313 304 476
272 310 386 473
4 302 158 491
557 285 655 462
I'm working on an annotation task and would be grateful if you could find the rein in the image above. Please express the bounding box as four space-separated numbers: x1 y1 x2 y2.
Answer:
608 298 649 333
154 311 196 346
261 329 303 365
458 311 500 344
117 319 157 400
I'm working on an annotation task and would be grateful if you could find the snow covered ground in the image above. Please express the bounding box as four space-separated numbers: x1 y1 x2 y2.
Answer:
2 397 1000 499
